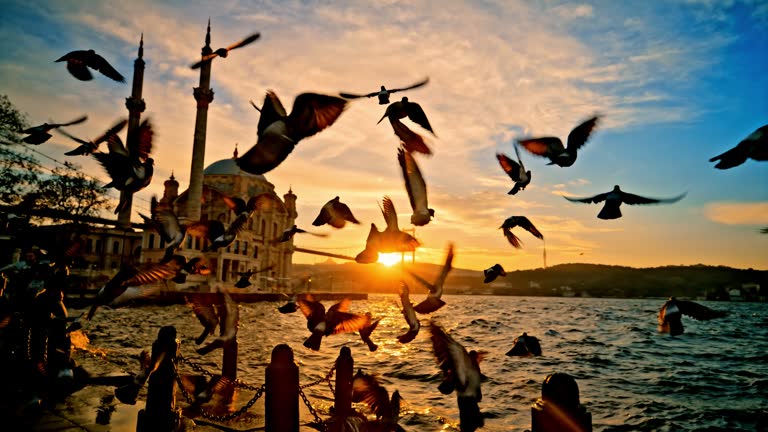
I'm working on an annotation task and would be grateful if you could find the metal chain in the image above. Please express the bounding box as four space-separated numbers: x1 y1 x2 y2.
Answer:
300 365 335 390
298 387 327 432
174 365 266 422
178 355 215 377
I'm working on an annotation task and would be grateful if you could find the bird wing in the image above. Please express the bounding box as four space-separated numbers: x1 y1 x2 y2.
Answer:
516 217 543 240
334 200 360 224
517 137 564 157
398 148 428 214
430 323 470 392
222 195 247 213
390 118 432 155
123 261 180 287
677 300 727 321
329 298 351 313
87 51 125 82
297 296 325 320
185 294 219 330
154 201 183 243
620 190 687 206
92 152 131 187
434 243 455 288
390 77 430 93
329 311 370 335
53 115 88 128
257 91 288 137
128 119 153 160
66 61 93 81
106 133 129 157
380 196 399 231
286 93 347 141
564 192 610 204
352 371 391 418
405 270 433 292
496 153 522 181
236 131 296 175
405 102 435 135
57 128 90 146
226 32 260 51
566 116 600 152
312 203 333 227
338 91 371 99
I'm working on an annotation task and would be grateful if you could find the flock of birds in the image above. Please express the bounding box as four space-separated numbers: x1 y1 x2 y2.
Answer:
4 30 762 431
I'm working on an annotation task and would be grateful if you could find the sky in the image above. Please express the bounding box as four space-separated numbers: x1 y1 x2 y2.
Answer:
0 0 766 271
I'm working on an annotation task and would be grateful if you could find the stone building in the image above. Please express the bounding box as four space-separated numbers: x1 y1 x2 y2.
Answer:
139 151 297 292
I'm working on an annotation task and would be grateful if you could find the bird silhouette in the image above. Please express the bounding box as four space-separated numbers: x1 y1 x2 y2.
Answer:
505 332 542 356
236 91 347 174
658 297 727 336
312 196 360 229
167 255 210 284
273 224 327 244
297 296 370 351
21 115 88 145
91 119 154 214
709 124 767 169
56 49 125 82
398 147 434 226
564 185 686 220
500 216 543 249
184 293 219 345
340 76 429 105
196 288 239 355
139 196 208 262
497 143 531 195
351 370 405 431
359 312 381 352
408 243 454 314
483 264 507 283
190 33 260 69
61 119 127 156
397 282 420 344
355 197 420 264
233 265 275 288
378 97 435 155
197 193 280 252
430 322 484 432
517 115 600 167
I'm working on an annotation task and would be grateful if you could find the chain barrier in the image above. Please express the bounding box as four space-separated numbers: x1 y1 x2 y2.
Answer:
174 364 266 423
299 387 327 432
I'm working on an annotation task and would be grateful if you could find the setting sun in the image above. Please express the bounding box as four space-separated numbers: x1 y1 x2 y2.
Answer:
377 253 403 267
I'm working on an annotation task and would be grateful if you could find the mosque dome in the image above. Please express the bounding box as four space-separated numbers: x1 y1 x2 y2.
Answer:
203 158 266 180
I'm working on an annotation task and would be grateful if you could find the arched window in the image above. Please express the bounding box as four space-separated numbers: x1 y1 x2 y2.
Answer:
148 234 155 249
253 246 258 259
234 240 240 254
243 241 248 255
273 223 278 240
186 236 193 249
260 219 266 236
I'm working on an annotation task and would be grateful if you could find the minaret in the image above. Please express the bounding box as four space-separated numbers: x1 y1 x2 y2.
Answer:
118 34 147 225
283 187 297 220
161 172 179 205
185 20 215 221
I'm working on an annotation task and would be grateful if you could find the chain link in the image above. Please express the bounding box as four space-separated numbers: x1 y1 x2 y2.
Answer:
299 387 327 431
300 365 335 390
174 365 266 422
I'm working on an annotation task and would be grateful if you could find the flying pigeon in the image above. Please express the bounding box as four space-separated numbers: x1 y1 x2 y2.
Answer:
658 297 727 336
351 370 404 431
497 143 531 195
190 33 260 69
233 265 275 288
273 225 328 244
398 147 434 226
297 296 370 351
61 119 127 156
312 196 360 229
184 293 219 345
408 243 453 314
21 115 88 145
56 49 125 82
358 313 381 352
517 116 600 167
378 97 435 155
397 282 420 344
196 288 239 355
355 197 420 264
500 216 543 249
564 185 686 220
340 76 429 105
198 193 280 251
483 264 506 284
709 124 768 169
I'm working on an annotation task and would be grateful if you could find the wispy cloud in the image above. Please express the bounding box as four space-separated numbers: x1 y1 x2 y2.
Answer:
704 202 768 225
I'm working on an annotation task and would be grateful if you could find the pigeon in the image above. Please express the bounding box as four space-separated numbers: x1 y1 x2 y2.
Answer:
500 216 543 249
483 264 506 284
709 124 768 169
61 119 127 156
517 115 600 167
190 33 260 69
658 297 727 336
340 77 429 105
273 224 328 244
497 143 531 195
167 255 210 284
564 185 686 220
184 293 219 345
21 115 88 145
505 332 542 356
359 313 381 352
91 119 154 214
312 196 360 229
233 265 275 288
398 147 434 226
351 370 405 431
297 296 370 351
397 282 420 344
378 97 435 155
56 50 125 82
408 243 454 314
277 294 298 313
430 322 484 432
236 91 347 175
196 288 240 355
198 193 279 252
355 197 420 264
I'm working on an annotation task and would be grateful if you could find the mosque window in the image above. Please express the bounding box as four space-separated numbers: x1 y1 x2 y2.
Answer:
243 241 248 255
186 236 193 249
260 219 266 236
148 234 155 249
234 240 240 254
195 237 200 250
273 223 278 239
253 246 258 259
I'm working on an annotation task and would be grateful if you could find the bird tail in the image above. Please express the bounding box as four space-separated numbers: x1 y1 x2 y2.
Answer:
397 329 418 344
304 331 323 351
508 183 521 195
86 304 99 321
597 204 622 220
195 328 212 345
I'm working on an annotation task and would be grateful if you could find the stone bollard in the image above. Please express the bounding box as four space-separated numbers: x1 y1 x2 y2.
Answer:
334 346 353 418
531 373 592 432
137 326 180 432
265 344 299 432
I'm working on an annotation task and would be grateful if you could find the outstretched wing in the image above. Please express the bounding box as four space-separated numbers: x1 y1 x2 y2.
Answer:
390 77 430 94
398 147 428 213
87 51 125 83
257 91 288 137
677 300 728 321
352 371 391 418
53 115 89 129
405 102 435 135
566 116 600 152
496 153 522 181
620 191 686 206
380 196 399 231
226 33 260 51
286 93 347 141
517 137 564 157
516 217 543 240
564 192 609 204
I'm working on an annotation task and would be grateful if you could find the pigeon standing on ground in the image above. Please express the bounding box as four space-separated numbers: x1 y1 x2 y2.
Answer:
196 289 239 355
312 196 360 229
190 33 260 69
21 115 88 145
355 197 420 264
408 243 454 314
397 282 420 344
658 297 728 336
340 77 429 105
430 322 484 432
483 264 507 283
500 216 544 249
564 185 686 220
517 116 600 167
61 119 127 156
398 147 434 226
497 143 531 195
709 124 768 169
378 97 435 155
56 50 125 82
236 91 347 175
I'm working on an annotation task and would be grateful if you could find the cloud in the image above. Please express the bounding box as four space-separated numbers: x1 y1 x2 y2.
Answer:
552 4 595 19
704 202 768 225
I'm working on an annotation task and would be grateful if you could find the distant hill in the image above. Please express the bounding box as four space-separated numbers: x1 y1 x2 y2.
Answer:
291 262 766 299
